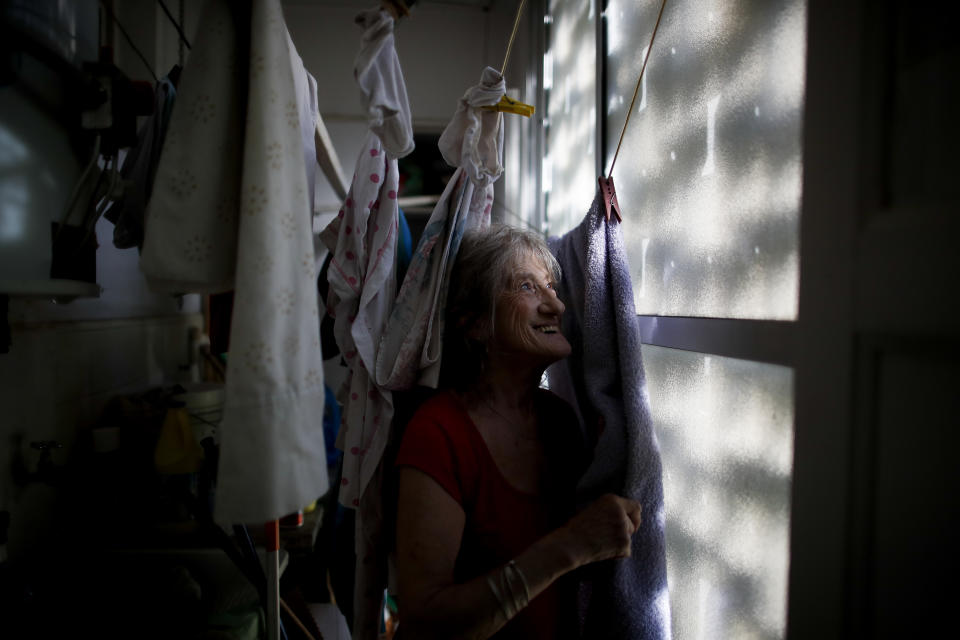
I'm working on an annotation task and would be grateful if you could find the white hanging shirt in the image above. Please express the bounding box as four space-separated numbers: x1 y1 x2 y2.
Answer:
140 0 328 525
320 8 414 510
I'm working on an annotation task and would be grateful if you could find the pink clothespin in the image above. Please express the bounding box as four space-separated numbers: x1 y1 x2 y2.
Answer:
598 175 622 223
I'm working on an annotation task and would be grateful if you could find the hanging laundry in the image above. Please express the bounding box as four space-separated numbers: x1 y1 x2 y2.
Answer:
329 63 505 640
375 65 505 392
546 193 671 639
320 6 411 517
318 8 414 639
140 0 240 293
397 205 413 285
295 55 322 231
140 0 328 525
106 70 177 250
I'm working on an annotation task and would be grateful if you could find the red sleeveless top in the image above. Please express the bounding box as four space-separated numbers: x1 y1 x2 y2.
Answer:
395 389 585 640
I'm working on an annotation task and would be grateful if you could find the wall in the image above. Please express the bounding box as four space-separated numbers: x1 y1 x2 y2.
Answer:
0 308 203 556
0 0 202 562
283 0 539 225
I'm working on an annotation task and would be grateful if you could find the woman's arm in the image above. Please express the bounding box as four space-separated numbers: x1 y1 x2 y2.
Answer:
395 467 642 640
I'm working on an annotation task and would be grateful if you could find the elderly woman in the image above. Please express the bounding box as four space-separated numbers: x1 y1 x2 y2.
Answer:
394 224 643 639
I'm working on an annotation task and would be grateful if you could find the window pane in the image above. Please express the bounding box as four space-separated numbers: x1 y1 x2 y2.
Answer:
546 0 597 234
607 0 806 319
642 344 793 639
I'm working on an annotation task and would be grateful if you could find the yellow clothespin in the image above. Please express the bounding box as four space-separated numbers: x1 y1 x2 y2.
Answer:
481 94 535 118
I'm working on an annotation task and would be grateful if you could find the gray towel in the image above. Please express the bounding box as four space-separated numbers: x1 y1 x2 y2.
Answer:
547 191 671 639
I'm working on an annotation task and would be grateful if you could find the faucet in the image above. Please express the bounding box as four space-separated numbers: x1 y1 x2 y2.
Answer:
10 438 64 486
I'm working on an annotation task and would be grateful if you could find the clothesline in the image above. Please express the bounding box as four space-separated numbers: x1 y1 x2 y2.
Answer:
315 194 440 214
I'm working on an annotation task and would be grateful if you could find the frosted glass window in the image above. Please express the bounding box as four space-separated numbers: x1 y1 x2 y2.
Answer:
642 344 793 639
545 0 597 234
606 0 806 319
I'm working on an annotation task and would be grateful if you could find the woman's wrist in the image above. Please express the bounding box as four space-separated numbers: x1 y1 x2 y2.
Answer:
542 524 586 572
486 560 531 622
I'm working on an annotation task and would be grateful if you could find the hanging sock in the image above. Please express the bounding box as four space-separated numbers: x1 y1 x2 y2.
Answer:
375 66 505 392
371 0 532 391
354 7 415 159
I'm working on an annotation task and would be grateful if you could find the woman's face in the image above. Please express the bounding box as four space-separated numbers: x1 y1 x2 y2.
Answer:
486 253 572 367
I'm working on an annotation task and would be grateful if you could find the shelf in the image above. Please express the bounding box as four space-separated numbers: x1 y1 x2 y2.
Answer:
0 278 101 298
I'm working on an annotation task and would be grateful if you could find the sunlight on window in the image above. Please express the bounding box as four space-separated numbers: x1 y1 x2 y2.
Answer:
643 345 794 639
542 50 553 91
546 0 597 234
606 0 806 320
638 236 651 297
701 94 720 177
542 2 806 636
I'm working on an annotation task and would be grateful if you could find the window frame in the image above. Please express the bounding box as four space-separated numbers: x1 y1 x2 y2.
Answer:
541 0 803 636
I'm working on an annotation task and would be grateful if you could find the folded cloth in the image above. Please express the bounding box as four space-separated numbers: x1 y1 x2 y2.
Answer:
141 0 329 525
547 192 671 639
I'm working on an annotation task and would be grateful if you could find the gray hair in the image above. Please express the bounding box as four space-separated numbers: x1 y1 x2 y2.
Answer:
442 224 561 387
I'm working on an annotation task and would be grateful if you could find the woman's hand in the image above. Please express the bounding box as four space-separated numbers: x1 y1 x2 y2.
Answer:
557 494 643 567
396 469 642 639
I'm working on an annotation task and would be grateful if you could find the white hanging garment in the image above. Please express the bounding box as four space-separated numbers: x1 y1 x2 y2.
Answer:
320 6 412 513
375 65 505 392
140 0 328 524
320 136 399 510
140 0 242 292
318 9 414 639
340 65 505 639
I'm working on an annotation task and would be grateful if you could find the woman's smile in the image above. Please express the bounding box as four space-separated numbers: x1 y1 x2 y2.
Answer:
489 256 572 365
